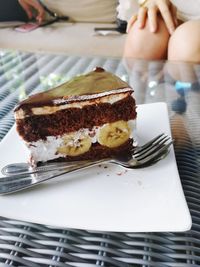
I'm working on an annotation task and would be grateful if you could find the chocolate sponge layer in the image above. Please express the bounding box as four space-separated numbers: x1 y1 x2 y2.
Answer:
16 95 137 142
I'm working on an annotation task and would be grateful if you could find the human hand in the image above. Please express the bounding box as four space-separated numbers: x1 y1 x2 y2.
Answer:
127 0 178 35
18 0 45 23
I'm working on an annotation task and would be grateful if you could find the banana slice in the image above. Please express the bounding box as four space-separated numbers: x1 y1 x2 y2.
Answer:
57 133 92 156
98 120 130 148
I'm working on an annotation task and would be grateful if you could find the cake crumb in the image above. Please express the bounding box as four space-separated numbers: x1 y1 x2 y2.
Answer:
116 169 128 176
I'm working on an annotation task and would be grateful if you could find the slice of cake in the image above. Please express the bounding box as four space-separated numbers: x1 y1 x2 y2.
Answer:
14 67 137 165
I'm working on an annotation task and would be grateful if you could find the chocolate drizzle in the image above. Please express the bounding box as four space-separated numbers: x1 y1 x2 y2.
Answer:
14 68 130 111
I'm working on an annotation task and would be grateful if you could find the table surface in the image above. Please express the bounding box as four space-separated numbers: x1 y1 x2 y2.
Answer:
0 49 200 266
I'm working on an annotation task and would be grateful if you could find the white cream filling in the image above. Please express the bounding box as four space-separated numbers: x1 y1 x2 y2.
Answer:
15 88 133 119
28 120 136 163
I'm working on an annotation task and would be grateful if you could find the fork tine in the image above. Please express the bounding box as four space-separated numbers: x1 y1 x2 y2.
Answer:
132 133 165 154
135 135 171 160
139 140 174 165
133 134 170 158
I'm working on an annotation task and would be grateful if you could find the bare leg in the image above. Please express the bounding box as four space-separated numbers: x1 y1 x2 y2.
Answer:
123 16 170 60
167 20 200 82
168 20 200 63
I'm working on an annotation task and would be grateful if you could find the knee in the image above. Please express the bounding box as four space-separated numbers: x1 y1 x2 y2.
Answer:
123 17 170 60
168 20 200 63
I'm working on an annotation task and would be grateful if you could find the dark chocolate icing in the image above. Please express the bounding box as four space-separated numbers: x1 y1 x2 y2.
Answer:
14 68 130 111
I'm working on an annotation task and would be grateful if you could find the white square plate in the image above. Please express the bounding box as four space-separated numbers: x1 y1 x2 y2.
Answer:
0 103 192 232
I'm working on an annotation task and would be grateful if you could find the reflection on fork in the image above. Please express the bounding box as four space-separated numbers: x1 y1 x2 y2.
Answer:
0 133 173 195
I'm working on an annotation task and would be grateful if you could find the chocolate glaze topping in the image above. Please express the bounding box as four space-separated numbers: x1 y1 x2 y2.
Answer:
15 67 131 111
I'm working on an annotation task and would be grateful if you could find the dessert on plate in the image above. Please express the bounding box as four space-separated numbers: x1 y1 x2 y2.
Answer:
14 67 137 165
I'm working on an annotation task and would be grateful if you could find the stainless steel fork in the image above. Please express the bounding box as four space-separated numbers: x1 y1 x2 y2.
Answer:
0 133 173 195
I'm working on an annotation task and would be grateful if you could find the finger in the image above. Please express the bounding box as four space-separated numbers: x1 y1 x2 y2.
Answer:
18 0 33 19
36 8 45 23
29 0 45 23
158 2 175 34
147 6 158 32
127 14 138 33
171 4 178 27
137 6 148 28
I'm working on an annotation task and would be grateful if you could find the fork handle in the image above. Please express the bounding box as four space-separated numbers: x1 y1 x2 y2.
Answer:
0 159 108 195
1 162 81 176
